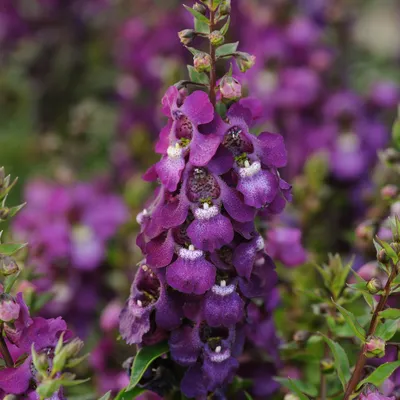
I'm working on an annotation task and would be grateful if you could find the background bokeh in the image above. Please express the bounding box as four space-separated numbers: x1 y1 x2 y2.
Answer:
1 0 400 398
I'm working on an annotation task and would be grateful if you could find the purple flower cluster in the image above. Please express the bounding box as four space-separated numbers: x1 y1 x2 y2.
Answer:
119 85 290 397
12 180 128 328
235 0 399 181
0 289 71 398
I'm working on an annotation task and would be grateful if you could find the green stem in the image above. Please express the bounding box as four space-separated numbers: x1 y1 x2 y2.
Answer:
209 8 217 107
343 263 398 399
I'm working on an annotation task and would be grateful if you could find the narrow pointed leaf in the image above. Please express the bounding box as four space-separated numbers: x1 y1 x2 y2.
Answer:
99 392 112 400
375 319 398 341
320 334 351 390
0 242 27 256
183 5 210 23
333 301 366 341
216 42 239 58
127 341 169 390
356 361 400 390
379 309 400 320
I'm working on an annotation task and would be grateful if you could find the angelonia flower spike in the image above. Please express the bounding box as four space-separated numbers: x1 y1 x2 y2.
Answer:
119 0 290 398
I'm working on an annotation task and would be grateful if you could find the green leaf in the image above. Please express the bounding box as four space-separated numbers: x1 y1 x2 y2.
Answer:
275 378 317 397
127 341 169 391
216 42 239 58
379 308 400 320
195 19 209 34
183 5 210 24
375 319 398 341
7 203 26 218
186 47 202 56
312 262 332 292
99 392 112 400
187 65 210 85
333 301 366 341
3 272 20 293
211 0 222 10
0 177 18 201
220 17 230 35
375 236 398 264
392 119 400 151
244 392 253 400
356 361 400 390
320 334 351 390
114 387 144 400
330 257 353 300
0 242 27 256
274 378 310 400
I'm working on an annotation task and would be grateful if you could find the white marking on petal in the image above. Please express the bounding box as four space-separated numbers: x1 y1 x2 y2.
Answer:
256 236 265 251
220 280 226 287
194 205 219 220
244 160 250 168
203 202 210 210
239 161 261 178
142 265 149 272
167 144 183 159
137 300 143 307
212 283 235 296
215 346 222 353
188 244 195 251
210 348 231 363
179 247 204 260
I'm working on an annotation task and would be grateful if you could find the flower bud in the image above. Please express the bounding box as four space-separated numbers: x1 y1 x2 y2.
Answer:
178 29 196 46
220 76 242 101
194 52 211 72
0 256 19 276
293 330 311 345
378 249 389 264
355 221 373 243
0 207 10 220
219 0 231 16
381 185 398 200
0 293 20 322
390 242 400 254
210 30 224 47
32 345 50 379
366 278 383 294
365 336 385 358
235 52 256 72
320 358 334 374
193 2 207 14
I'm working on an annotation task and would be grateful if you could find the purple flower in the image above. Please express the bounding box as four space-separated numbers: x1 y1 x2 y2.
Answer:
266 227 307 267
119 266 182 345
0 302 72 396
359 389 395 400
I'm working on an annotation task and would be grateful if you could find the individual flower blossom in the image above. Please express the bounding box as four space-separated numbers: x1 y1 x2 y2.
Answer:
266 227 307 267
359 388 395 400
